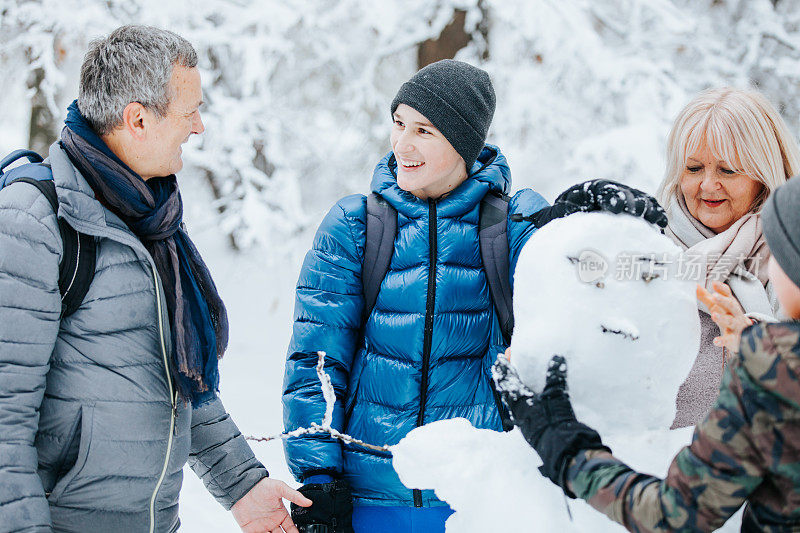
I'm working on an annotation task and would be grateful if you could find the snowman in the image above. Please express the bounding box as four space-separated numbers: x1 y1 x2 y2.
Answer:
391 212 738 532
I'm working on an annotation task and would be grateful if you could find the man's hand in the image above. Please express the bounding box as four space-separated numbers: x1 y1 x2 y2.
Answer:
697 282 752 356
232 478 312 533
492 354 609 497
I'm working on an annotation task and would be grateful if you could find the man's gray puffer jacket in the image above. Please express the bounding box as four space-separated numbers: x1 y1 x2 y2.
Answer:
0 142 267 533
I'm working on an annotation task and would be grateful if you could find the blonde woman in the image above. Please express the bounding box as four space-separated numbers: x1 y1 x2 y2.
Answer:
658 87 800 428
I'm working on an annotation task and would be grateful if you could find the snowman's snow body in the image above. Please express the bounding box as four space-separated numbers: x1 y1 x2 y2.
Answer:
392 212 718 532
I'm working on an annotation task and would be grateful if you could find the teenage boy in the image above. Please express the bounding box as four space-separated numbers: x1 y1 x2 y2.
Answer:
283 59 666 533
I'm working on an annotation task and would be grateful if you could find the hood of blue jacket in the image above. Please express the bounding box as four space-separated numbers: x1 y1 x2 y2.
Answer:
370 144 511 218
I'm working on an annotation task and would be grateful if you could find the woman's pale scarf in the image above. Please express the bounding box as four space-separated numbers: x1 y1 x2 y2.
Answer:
665 193 778 318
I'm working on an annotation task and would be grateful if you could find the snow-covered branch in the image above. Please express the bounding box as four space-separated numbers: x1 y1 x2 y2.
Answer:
245 351 392 454
4 0 800 253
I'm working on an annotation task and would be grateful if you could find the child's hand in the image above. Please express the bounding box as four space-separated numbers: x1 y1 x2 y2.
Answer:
696 282 752 355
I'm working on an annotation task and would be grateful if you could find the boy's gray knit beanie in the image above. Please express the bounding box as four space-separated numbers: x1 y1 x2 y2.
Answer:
391 59 495 171
763 177 800 288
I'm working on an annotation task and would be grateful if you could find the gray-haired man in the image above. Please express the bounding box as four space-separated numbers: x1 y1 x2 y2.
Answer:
0 25 310 533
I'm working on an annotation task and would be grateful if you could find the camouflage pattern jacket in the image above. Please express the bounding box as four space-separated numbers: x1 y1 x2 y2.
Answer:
567 321 800 532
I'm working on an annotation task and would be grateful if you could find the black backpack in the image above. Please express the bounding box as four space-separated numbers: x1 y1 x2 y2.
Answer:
362 190 514 345
0 149 96 317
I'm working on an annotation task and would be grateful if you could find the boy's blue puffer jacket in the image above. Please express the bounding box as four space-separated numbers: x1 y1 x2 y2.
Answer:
282 145 548 506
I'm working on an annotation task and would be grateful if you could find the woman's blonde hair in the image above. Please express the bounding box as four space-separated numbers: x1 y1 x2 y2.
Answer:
657 87 800 213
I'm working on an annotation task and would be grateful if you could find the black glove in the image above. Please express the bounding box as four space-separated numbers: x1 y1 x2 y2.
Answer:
515 179 668 229
491 355 609 498
290 479 354 533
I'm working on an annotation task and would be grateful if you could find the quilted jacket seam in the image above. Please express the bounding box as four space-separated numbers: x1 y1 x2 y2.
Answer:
336 200 363 263
0 204 60 246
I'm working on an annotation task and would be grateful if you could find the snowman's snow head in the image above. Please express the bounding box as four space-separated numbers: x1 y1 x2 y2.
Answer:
511 212 700 433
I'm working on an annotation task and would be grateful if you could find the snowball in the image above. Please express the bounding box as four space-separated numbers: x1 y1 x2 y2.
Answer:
393 419 571 531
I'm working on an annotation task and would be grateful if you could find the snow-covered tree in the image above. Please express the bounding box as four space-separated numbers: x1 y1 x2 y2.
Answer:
1 0 475 250
477 0 800 199
3 0 800 252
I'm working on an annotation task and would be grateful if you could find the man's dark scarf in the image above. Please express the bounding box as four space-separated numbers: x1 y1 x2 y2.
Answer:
60 100 228 405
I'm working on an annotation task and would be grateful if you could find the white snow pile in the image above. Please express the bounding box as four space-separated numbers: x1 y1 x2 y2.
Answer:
393 212 705 532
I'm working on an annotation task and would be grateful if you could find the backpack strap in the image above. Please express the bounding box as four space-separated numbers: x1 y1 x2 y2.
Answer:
0 150 50 187
0 149 45 173
363 193 397 320
6 173 96 318
58 219 97 318
479 191 513 345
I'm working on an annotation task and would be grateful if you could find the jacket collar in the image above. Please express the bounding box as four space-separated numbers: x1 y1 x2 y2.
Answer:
370 144 511 218
47 140 138 239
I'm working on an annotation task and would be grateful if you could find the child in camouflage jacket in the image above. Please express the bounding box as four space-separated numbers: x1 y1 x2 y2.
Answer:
493 176 800 532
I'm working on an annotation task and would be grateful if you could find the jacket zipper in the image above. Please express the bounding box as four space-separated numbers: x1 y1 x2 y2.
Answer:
148 263 176 533
50 169 177 531
413 199 438 507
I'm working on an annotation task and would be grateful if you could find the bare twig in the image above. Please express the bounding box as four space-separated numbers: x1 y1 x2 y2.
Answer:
245 351 393 455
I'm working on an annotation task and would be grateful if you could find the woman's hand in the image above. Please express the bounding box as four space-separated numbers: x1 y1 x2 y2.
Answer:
696 281 752 355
